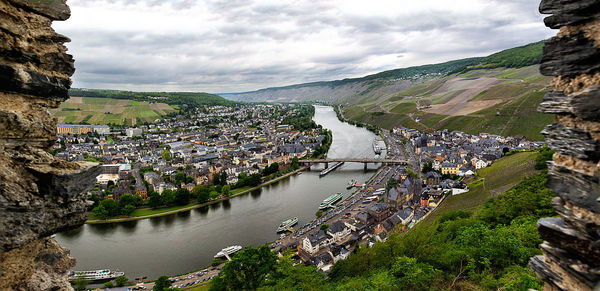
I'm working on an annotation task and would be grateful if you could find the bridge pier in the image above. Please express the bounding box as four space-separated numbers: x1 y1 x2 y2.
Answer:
364 162 368 171
324 162 328 169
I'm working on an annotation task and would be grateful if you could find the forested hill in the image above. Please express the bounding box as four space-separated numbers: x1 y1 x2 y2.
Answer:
222 41 544 103
451 41 544 73
69 88 235 107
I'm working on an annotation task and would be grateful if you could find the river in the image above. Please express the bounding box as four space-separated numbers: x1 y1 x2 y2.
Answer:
56 105 381 281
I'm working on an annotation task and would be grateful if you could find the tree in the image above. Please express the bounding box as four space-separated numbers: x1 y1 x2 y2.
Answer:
247 173 262 187
148 191 162 208
90 193 100 209
160 189 176 205
391 256 439 290
266 257 325 290
320 224 329 232
194 186 210 203
161 148 171 161
115 276 128 287
94 199 119 219
535 146 554 170
72 276 90 291
175 172 186 185
386 177 398 191
118 193 137 213
210 245 277 290
154 275 171 291
290 157 300 170
93 204 109 219
222 185 231 196
315 210 323 218
422 160 434 173
174 188 191 205
103 281 114 289
122 204 136 216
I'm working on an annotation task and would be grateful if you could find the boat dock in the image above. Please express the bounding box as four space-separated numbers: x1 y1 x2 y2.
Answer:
319 162 344 177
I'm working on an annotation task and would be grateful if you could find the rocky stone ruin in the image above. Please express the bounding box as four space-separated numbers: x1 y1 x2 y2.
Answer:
0 0 100 290
529 0 600 290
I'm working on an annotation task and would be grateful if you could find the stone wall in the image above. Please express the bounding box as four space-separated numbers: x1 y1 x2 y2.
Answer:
529 1 600 290
0 0 101 290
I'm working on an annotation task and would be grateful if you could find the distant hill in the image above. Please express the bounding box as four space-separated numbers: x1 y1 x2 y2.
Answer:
452 41 544 73
69 88 235 107
222 41 551 140
222 41 543 103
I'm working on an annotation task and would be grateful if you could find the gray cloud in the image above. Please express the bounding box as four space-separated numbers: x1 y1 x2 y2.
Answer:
53 0 554 93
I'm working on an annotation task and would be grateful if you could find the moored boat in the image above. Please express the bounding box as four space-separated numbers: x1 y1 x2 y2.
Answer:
346 179 357 189
277 217 299 232
69 269 125 282
214 245 243 258
319 193 343 209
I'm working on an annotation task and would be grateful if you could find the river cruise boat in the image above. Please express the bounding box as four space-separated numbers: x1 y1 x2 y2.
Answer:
214 245 243 258
319 193 343 209
68 269 125 282
277 217 299 232
346 179 357 189
373 140 382 154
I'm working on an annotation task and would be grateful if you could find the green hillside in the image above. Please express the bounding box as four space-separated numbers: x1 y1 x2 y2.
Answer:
454 41 544 73
69 88 235 107
340 64 553 141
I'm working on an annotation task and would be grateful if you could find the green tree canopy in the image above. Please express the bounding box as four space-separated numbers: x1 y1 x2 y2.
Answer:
210 245 278 290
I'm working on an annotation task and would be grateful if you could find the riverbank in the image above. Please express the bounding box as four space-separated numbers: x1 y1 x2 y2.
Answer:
86 166 310 224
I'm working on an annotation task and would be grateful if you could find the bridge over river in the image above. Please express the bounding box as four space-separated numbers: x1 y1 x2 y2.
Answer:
299 158 408 170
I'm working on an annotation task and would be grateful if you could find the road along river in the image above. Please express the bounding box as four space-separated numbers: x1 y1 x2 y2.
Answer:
56 105 381 281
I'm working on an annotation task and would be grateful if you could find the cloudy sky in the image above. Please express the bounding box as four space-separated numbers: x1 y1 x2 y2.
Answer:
53 0 554 93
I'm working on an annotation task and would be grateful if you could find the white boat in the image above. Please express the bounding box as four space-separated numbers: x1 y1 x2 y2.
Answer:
69 269 125 282
277 217 299 232
214 245 242 258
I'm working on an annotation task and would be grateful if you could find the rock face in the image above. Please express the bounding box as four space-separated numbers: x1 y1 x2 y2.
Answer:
530 1 600 290
0 0 101 290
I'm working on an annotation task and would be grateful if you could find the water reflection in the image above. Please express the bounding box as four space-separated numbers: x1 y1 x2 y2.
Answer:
250 189 262 199
222 200 231 210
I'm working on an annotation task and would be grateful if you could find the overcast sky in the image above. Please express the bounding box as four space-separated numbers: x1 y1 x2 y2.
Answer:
53 0 554 93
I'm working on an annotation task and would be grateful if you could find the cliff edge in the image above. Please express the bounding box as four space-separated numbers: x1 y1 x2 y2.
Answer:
0 0 101 290
529 1 600 290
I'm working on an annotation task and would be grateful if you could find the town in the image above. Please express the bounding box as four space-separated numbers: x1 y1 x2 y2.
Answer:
52 104 543 289
52 103 331 219
269 125 543 274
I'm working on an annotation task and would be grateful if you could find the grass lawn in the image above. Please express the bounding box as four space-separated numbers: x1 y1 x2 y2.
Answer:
424 151 539 224
188 282 211 290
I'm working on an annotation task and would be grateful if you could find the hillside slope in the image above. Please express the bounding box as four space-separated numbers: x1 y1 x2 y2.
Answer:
223 42 543 103
340 65 553 140
222 41 552 140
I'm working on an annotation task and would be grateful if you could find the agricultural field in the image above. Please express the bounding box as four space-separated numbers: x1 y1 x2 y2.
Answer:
50 97 177 126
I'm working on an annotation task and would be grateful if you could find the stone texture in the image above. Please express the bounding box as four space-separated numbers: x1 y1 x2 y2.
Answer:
550 73 600 95
0 0 99 290
539 0 600 29
542 123 600 161
540 33 600 77
538 86 600 121
532 3 600 289
547 162 599 214
0 237 75 291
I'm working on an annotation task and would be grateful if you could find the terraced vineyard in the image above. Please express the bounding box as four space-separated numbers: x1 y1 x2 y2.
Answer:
340 65 553 140
50 97 177 126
